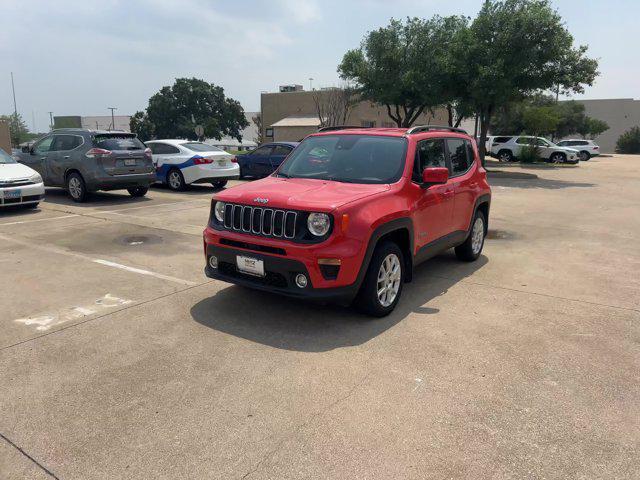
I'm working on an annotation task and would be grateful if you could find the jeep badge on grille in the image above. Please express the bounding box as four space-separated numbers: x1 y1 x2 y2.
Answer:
253 197 269 204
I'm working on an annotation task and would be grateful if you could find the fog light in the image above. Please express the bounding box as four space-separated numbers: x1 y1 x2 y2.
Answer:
295 274 308 288
209 255 218 269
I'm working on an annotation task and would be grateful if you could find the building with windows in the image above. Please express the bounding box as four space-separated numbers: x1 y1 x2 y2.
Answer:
53 115 132 132
261 87 448 142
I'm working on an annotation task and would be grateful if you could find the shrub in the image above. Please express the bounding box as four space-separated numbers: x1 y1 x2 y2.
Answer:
519 144 540 163
616 126 640 154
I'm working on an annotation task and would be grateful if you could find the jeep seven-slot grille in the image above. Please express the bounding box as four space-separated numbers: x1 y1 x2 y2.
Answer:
223 204 297 239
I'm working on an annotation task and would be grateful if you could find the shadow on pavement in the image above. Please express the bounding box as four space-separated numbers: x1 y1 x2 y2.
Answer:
190 252 487 352
0 204 42 218
488 176 595 190
42 187 152 208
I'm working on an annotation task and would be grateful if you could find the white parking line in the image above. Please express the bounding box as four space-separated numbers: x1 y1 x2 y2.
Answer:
101 199 209 214
0 233 198 286
93 259 197 286
0 214 78 226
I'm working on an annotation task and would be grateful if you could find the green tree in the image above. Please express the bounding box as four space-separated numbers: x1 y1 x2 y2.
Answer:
451 0 599 163
0 113 29 146
130 111 155 142
577 117 609 139
615 127 640 154
522 106 560 137
339 16 468 127
136 78 248 141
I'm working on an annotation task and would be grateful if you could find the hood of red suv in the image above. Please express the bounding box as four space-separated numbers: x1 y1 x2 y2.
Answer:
215 177 390 211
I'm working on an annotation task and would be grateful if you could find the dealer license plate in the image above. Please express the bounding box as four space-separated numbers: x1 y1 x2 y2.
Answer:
236 255 265 277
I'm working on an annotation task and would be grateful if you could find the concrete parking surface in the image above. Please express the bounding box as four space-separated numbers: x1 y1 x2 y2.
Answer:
1 156 639 479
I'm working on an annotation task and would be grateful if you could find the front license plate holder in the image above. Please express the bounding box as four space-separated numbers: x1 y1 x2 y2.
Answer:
236 255 265 277
3 189 21 199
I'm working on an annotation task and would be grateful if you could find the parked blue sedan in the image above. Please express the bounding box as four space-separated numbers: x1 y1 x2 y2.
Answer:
236 142 299 178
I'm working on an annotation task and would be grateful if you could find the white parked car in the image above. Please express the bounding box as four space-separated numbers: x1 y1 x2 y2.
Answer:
489 136 580 163
0 148 45 208
145 140 240 191
556 139 600 161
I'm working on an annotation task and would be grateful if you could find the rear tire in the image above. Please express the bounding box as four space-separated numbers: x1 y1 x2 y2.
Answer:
128 187 148 197
579 151 591 161
355 241 404 317
167 169 186 191
67 172 87 203
211 180 228 189
455 210 486 262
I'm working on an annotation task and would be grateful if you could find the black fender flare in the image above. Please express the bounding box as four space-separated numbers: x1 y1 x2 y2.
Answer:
469 194 491 234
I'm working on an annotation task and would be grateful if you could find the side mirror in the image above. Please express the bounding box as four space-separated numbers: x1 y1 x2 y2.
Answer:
421 167 449 187
21 145 30 153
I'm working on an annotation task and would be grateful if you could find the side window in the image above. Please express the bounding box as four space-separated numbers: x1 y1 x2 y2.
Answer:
447 138 471 175
535 138 550 147
413 139 446 182
272 145 292 156
252 146 273 156
153 143 180 154
33 136 54 154
51 135 82 152
516 137 533 145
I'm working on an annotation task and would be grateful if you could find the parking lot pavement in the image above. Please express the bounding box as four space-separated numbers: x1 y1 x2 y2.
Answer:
1 159 639 479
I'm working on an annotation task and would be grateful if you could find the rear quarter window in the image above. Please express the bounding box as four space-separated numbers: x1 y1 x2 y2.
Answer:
93 135 144 151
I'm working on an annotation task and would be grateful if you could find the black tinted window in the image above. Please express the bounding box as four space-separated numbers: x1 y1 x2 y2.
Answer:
493 136 512 144
252 146 273 156
93 135 144 151
447 138 471 175
150 143 180 154
272 145 292 156
414 139 446 181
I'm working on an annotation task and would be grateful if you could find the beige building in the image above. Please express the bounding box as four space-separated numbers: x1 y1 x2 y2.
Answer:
261 87 448 142
572 98 640 153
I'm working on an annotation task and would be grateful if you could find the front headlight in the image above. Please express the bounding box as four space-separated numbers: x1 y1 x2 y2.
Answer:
307 212 331 236
214 201 226 222
29 173 42 183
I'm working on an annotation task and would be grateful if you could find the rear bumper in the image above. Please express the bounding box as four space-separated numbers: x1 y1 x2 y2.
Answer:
183 164 240 184
204 244 359 304
0 182 45 206
88 172 156 191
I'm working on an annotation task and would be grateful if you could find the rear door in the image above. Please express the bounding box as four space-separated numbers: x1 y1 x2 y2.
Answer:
149 142 182 181
93 134 150 175
46 134 83 186
248 145 274 176
448 137 478 233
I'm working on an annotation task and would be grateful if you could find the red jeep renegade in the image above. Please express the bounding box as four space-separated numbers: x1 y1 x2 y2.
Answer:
203 126 491 317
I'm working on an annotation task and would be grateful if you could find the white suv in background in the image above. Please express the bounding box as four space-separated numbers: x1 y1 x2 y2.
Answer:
146 140 240 191
490 136 579 164
556 139 600 161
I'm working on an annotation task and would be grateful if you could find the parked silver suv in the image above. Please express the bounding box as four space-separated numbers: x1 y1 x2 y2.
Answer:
16 129 156 202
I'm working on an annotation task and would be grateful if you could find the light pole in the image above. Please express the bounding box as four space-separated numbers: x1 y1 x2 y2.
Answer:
108 107 117 131
309 77 314 91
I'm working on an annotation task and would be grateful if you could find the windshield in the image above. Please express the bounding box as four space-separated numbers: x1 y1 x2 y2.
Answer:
277 135 407 184
0 149 16 164
93 135 145 151
182 142 224 152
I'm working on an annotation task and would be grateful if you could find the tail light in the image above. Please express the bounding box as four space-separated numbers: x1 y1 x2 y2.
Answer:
230 156 238 163
594 146 599 150
193 156 214 165
144 147 152 160
85 148 112 158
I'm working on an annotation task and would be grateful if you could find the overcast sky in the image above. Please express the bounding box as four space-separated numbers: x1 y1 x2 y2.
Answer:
2 0 639 132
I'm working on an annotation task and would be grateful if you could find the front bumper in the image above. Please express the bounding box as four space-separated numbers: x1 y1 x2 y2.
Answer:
0 182 45 206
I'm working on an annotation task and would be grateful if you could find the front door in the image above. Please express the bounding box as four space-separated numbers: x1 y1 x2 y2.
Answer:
20 135 54 181
269 144 293 173
447 137 478 232
47 134 83 186
411 138 455 251
249 145 274 177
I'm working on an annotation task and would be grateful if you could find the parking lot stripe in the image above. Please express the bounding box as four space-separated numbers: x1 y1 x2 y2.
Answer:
0 214 78 226
0 233 198 287
92 259 197 286
100 199 209 214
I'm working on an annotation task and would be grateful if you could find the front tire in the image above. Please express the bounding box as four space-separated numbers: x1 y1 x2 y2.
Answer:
211 180 228 189
355 241 404 317
128 187 148 197
498 150 514 162
550 152 567 164
67 172 87 203
167 169 186 191
455 210 486 262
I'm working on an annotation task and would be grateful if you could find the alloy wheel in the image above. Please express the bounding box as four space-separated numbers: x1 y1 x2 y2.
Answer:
471 216 485 255
68 177 82 199
168 171 182 190
377 253 401 307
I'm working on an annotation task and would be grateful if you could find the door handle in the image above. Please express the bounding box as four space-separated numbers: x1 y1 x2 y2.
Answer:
63 156 70 159
40 157 46 160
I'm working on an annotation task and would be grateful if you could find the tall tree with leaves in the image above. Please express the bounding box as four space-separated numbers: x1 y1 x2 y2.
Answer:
339 16 468 127
0 113 29 146
133 78 248 142
452 0 599 163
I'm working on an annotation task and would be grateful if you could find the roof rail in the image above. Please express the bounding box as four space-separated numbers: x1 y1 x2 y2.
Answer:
406 125 468 135
317 125 367 132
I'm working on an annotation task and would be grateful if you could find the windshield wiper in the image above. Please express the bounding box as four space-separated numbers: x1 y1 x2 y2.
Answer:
276 172 291 178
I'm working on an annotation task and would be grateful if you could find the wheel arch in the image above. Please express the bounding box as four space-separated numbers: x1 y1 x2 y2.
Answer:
471 194 491 235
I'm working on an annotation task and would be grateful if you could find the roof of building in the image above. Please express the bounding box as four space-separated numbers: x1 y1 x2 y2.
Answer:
270 115 322 128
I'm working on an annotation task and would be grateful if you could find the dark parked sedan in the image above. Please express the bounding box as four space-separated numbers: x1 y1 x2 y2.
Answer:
236 142 299 178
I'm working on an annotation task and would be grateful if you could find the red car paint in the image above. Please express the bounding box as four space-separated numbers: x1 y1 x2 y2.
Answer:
203 127 491 304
